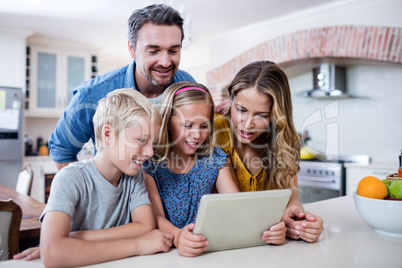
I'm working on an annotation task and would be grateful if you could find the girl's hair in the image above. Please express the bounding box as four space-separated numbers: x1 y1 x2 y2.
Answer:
224 61 300 190
155 81 215 159
93 88 162 151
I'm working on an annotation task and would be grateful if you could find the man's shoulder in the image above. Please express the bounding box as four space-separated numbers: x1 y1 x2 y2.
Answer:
173 68 196 82
73 63 132 100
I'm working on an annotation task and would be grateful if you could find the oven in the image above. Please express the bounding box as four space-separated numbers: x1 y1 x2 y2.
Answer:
297 155 370 204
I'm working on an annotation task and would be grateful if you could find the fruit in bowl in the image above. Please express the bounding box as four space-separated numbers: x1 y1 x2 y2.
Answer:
388 180 402 199
357 176 388 199
354 176 402 237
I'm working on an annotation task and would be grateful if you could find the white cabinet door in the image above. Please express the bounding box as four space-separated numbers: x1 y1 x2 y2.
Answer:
27 46 91 118
65 51 91 105
29 46 62 114
346 166 395 195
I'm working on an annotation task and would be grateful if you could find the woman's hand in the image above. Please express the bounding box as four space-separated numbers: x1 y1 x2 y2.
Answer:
283 205 324 242
262 221 286 245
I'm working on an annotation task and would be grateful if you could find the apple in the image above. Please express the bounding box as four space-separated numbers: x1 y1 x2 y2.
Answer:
388 180 402 199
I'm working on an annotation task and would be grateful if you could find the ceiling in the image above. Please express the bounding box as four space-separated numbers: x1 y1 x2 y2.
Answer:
0 0 340 68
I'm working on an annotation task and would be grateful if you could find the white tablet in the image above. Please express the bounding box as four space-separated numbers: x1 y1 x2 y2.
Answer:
193 189 292 252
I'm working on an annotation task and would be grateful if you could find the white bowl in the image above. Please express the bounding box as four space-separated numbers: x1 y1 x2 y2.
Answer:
353 192 402 237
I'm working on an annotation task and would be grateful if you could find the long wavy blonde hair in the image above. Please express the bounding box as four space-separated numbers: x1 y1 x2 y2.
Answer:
223 61 300 190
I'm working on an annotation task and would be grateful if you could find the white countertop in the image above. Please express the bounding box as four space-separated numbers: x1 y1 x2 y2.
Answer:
344 162 397 170
5 195 402 268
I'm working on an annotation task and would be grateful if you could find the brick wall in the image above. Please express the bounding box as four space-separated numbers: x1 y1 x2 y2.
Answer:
207 25 402 103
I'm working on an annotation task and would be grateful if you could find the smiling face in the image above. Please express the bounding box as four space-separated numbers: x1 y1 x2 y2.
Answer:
130 23 182 89
112 116 160 176
168 103 211 158
230 86 272 145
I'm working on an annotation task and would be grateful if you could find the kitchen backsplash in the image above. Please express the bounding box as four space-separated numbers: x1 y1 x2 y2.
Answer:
289 63 402 164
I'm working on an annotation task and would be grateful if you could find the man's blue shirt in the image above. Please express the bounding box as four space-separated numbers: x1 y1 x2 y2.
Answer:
48 59 195 163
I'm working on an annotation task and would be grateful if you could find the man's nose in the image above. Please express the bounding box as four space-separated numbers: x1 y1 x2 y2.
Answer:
158 52 171 68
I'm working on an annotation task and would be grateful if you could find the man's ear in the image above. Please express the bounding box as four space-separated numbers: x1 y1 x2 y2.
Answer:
128 41 136 59
102 124 115 147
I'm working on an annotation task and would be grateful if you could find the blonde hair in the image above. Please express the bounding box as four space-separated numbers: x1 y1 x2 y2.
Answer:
93 88 162 151
154 81 215 160
224 61 300 190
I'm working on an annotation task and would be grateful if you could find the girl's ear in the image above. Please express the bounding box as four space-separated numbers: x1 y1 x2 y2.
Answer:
102 124 115 147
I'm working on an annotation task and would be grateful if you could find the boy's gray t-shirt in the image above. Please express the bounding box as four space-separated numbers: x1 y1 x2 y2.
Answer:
40 159 151 231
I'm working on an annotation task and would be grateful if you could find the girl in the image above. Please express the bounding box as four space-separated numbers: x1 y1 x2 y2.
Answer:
215 61 324 243
144 81 287 257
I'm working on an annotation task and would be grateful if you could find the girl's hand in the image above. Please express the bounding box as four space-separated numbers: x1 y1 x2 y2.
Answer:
176 223 208 257
262 221 286 245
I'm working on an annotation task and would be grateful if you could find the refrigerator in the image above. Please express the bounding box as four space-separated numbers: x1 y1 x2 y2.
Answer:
0 86 23 188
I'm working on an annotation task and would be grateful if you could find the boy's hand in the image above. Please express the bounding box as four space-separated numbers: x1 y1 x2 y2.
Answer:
136 230 173 255
13 247 40 261
262 221 286 245
176 223 208 257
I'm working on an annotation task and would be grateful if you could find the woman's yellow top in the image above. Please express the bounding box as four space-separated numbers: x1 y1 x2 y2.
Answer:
215 115 267 192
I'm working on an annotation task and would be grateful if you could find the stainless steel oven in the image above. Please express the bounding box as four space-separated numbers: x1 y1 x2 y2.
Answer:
298 155 369 204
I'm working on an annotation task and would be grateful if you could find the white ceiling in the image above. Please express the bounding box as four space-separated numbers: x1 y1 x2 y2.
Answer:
0 0 340 68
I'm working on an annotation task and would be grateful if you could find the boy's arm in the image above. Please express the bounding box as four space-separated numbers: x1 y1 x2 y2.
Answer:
41 210 172 267
70 204 155 241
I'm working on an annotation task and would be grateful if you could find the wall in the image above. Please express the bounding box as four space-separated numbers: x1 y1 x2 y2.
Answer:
209 0 402 69
289 62 402 164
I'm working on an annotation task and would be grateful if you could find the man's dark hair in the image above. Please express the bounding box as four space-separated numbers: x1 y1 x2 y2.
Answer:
127 4 184 48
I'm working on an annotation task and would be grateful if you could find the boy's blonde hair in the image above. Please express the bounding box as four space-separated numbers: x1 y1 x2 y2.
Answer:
155 81 215 160
93 88 162 151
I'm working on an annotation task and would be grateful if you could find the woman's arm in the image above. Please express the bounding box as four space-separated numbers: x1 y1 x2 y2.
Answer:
282 175 324 242
40 211 172 267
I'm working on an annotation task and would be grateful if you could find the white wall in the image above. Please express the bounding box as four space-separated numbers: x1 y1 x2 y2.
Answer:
289 62 402 164
209 0 402 69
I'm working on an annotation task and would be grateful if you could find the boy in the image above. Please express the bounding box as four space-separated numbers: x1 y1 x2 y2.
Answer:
16 89 173 266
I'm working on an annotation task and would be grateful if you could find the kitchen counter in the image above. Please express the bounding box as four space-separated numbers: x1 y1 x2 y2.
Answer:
4 195 402 268
344 162 397 170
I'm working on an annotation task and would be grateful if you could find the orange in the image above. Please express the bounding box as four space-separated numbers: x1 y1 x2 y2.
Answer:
357 176 388 199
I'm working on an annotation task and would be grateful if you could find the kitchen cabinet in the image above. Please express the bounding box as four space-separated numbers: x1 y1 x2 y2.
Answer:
24 155 93 203
25 45 97 118
345 164 395 195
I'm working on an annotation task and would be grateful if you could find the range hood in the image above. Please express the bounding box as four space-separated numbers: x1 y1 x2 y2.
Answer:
298 63 354 99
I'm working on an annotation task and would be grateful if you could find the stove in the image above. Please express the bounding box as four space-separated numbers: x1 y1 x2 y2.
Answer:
298 155 369 204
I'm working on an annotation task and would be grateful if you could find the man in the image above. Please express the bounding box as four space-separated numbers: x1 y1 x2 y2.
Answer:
48 4 195 170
